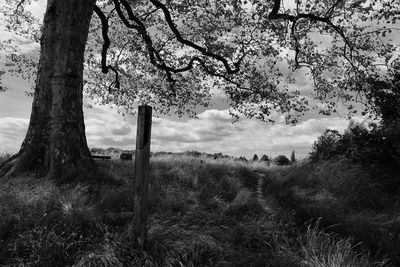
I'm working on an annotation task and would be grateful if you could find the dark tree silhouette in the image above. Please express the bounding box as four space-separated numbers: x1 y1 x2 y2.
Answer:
290 150 296 164
273 155 290 166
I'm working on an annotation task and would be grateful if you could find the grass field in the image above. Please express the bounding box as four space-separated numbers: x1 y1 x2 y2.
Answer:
0 154 397 266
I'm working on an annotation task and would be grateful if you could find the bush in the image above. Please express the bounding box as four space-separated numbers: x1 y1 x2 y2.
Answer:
309 120 400 193
238 156 248 162
314 158 393 212
309 129 344 163
273 155 290 166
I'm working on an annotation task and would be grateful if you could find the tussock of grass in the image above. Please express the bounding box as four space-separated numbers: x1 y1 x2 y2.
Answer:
74 244 123 267
224 188 263 219
0 154 393 266
298 221 384 267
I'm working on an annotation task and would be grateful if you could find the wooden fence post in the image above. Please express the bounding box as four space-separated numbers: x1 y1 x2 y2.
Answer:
133 105 152 250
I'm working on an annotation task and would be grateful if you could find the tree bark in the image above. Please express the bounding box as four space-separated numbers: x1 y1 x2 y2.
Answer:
0 0 97 182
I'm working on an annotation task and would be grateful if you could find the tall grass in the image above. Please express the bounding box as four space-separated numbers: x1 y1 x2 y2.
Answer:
261 157 399 265
299 222 382 267
0 154 391 266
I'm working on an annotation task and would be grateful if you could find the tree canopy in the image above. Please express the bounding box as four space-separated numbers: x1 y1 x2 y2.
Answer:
1 0 399 123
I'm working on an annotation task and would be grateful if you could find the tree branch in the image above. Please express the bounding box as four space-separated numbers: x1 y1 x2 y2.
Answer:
112 0 248 94
149 0 244 74
112 0 139 29
94 0 251 94
268 0 355 69
93 5 120 92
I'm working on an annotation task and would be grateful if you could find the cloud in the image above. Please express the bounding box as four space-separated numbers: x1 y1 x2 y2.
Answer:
110 125 132 136
84 106 136 150
146 109 351 159
98 136 135 148
197 109 232 122
0 104 353 160
0 117 29 152
82 106 354 159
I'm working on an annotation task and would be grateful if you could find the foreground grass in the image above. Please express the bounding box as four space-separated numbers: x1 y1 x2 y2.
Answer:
262 157 400 266
0 155 392 266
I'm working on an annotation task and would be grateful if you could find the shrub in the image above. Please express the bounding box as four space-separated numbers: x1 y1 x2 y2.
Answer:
260 154 271 167
309 129 344 163
309 120 400 193
314 158 392 212
273 155 290 166
238 156 248 162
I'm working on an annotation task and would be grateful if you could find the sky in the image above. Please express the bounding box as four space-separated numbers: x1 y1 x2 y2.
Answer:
0 1 383 159
0 73 351 159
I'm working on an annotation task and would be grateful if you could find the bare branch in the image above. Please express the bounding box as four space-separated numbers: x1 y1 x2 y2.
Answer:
149 0 243 74
113 0 139 29
269 0 356 71
15 0 26 13
93 5 120 92
140 8 160 21
325 0 343 18
94 0 251 94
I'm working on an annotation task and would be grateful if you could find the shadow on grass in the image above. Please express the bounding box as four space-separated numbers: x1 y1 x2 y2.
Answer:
260 159 400 266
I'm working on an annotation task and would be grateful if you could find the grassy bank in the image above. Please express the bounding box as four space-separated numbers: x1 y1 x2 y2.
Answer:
261 158 400 266
0 155 393 266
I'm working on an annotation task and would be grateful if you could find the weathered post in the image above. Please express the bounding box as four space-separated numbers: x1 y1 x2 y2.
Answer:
133 105 152 250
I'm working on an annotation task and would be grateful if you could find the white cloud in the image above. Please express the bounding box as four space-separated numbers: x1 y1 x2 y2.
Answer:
75 107 355 159
122 109 350 159
84 106 136 150
0 117 29 152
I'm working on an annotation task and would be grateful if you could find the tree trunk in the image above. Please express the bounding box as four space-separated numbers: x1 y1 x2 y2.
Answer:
0 0 97 182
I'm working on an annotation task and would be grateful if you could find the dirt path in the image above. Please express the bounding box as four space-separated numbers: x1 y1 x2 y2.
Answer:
253 171 270 210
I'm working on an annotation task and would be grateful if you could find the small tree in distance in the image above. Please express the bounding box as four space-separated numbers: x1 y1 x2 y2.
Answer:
260 154 271 166
238 156 248 162
290 151 296 164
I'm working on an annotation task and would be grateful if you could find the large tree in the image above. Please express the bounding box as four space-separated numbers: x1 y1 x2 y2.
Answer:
0 0 398 181
1 0 97 181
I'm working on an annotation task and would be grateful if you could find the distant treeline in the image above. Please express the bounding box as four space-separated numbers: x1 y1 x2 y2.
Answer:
90 147 295 165
90 148 232 160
